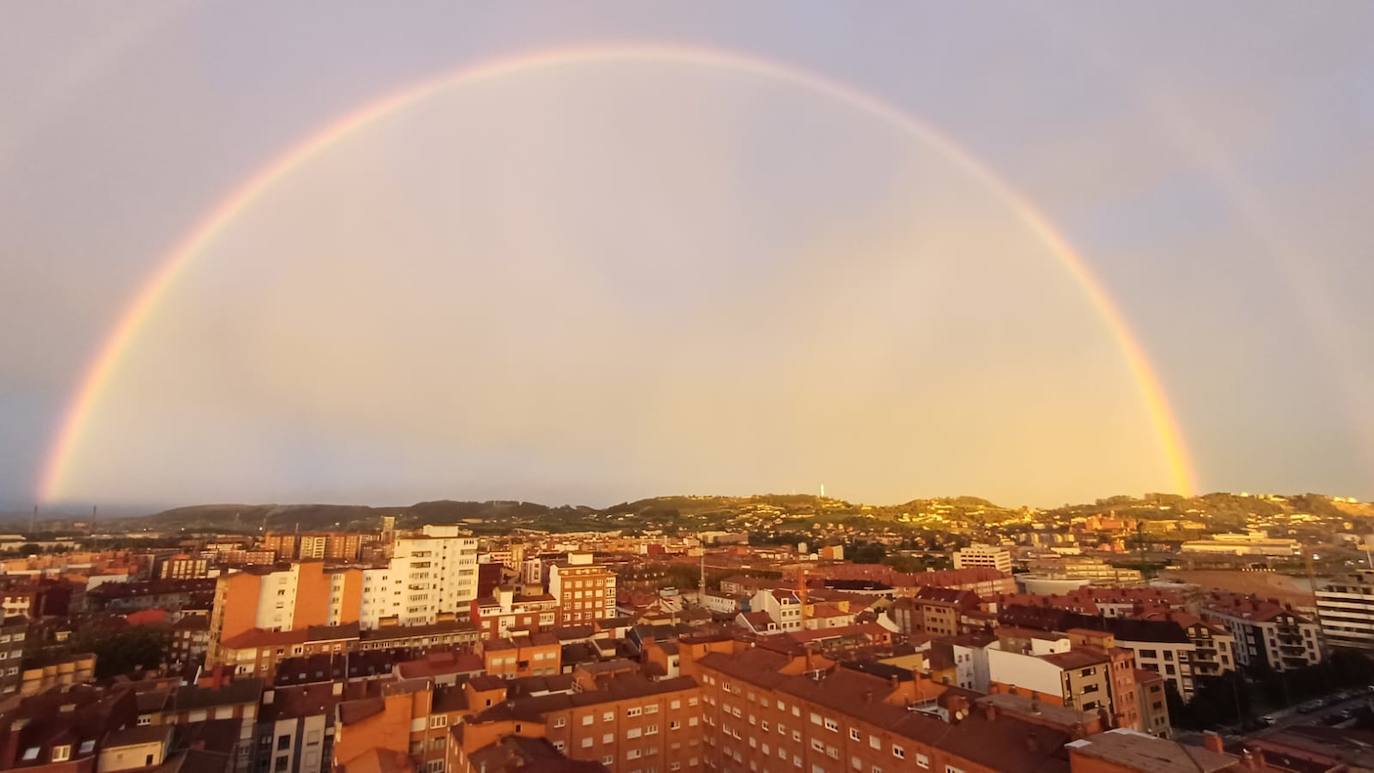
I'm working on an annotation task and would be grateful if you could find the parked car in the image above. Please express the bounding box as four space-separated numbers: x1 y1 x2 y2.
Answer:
1297 700 1324 713
1261 713 1281 725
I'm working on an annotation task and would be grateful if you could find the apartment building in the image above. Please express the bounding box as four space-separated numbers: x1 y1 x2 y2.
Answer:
262 534 301 561
1180 531 1302 557
1089 619 1197 701
549 553 617 624
692 645 1077 773
451 666 700 773
987 629 1130 720
157 555 211 580
480 633 562 679
257 682 340 773
1134 669 1171 737
297 533 364 562
1141 612 1236 682
1315 570 1374 651
471 586 559 639
749 588 804 632
216 623 360 680
895 586 984 638
333 677 468 773
207 563 363 667
0 616 25 695
360 525 479 629
20 652 96 696
1202 594 1322 672
953 544 1012 573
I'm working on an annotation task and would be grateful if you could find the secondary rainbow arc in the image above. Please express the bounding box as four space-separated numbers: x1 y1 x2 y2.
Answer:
37 43 1198 502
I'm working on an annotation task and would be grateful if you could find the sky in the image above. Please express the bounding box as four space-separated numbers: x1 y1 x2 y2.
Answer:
1 2 1372 513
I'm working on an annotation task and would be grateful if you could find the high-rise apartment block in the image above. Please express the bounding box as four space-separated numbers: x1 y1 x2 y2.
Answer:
953 543 1013 573
1316 570 1374 651
360 525 478 629
548 553 617 624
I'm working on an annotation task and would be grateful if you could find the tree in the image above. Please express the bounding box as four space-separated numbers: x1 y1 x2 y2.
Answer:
847 542 886 564
73 626 170 679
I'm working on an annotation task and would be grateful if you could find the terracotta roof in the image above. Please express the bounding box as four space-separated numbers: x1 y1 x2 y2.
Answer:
337 697 385 725
1067 729 1236 773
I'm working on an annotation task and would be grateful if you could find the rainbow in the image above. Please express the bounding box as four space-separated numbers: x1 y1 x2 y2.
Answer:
37 43 1198 502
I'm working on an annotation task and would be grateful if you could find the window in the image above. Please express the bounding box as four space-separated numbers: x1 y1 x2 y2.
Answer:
670 720 681 730
645 724 659 735
892 746 905 759
51 746 71 762
430 715 448 728
824 718 839 732
916 753 930 769
603 734 614 744
603 756 614 766
671 700 681 710
582 738 594 749
849 728 861 741
645 704 659 714
810 712 823 726
553 717 566 728
869 736 881 750
277 735 291 750
583 715 594 726
946 766 965 773
604 711 615 722
628 728 642 739
627 749 642 760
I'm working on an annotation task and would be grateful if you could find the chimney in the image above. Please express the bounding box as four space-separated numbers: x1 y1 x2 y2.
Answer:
1201 731 1224 755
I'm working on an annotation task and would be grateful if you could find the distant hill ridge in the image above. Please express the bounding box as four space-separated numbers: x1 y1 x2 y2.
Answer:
98 491 1373 533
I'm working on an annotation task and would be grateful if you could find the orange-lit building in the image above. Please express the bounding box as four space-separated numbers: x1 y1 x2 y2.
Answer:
207 562 363 669
450 664 701 773
480 633 561 679
471 586 559 639
692 645 1078 773
549 554 617 625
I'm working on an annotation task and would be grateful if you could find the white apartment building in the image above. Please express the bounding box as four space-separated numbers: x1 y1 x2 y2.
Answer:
749 588 804 632
359 525 477 629
1316 570 1374 651
1202 596 1322 672
1179 531 1301 557
953 544 1013 573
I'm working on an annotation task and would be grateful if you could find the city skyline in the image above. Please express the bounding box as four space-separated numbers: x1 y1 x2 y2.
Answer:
3 4 1373 509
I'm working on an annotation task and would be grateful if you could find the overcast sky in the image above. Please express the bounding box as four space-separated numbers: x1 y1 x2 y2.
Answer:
2 2 1371 513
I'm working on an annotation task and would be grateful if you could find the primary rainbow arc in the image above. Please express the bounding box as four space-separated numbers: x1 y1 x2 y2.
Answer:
37 43 1198 502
